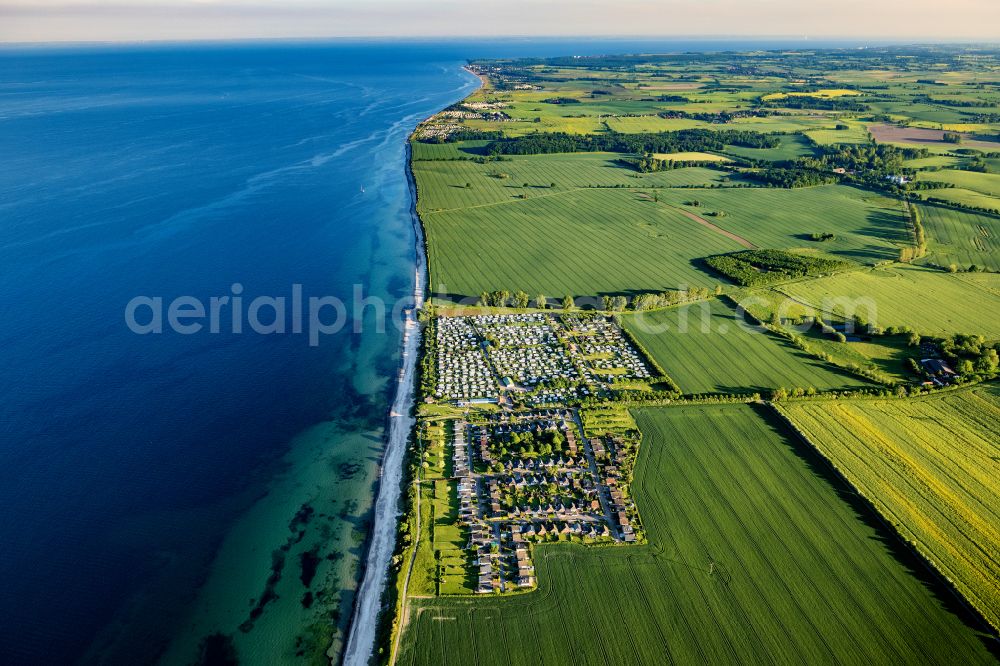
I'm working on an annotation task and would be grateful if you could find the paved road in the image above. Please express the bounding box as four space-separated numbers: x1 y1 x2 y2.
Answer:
571 410 620 539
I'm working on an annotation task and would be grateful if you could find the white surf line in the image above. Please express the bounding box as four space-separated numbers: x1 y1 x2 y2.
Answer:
342 144 427 666
344 66 480 666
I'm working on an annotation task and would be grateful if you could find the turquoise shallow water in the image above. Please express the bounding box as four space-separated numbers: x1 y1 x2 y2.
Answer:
0 41 477 664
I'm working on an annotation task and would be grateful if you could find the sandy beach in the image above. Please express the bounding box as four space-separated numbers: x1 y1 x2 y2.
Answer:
342 67 481 666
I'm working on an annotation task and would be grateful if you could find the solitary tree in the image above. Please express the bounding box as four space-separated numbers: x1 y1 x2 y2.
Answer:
512 290 530 309
535 294 547 309
562 294 575 310
479 291 490 307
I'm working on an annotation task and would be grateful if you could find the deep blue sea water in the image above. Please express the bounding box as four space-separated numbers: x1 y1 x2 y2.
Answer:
0 37 889 664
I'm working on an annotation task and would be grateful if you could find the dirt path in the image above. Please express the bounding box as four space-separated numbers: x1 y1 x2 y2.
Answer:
390 476 423 666
674 207 756 249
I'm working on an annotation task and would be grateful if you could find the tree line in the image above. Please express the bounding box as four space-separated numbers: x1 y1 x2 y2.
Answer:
483 129 779 156
477 287 717 311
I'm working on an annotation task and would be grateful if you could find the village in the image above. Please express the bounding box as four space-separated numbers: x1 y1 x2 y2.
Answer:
450 408 641 594
432 312 652 407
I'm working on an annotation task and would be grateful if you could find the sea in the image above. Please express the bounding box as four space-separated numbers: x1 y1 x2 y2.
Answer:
0 37 885 665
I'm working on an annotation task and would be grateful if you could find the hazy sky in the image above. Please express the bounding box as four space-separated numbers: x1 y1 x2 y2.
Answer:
2 0 999 43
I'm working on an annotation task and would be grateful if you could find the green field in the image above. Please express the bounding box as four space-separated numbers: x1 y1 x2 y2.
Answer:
778 264 1000 338
904 155 966 170
779 386 1000 630
916 203 1000 270
722 133 817 162
920 188 1000 213
805 121 872 145
423 187 744 299
622 299 872 393
603 115 712 133
655 184 911 264
413 150 735 212
396 405 996 665
407 421 474 597
916 169 1000 198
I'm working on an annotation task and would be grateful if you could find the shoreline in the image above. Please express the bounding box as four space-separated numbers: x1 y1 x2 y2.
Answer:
341 141 426 666
341 66 481 666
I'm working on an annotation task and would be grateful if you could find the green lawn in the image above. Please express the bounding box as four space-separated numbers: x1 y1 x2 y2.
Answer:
622 299 872 394
396 404 996 665
778 264 1000 338
779 386 1000 631
655 184 911 264
423 187 744 300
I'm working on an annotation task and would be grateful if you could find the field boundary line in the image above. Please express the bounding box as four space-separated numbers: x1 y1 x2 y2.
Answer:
657 201 757 248
769 402 1000 636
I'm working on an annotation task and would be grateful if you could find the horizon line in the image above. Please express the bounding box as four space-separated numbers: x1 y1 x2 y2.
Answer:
2 34 998 48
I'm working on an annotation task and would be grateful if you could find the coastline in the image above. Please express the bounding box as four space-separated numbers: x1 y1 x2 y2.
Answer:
341 145 426 666
341 66 482 666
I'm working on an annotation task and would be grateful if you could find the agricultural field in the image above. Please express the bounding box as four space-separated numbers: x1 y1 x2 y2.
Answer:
903 154 966 170
916 169 1000 198
720 133 817 161
397 47 1000 665
778 264 1000 338
804 120 871 145
918 188 1000 213
603 115 711 132
622 299 871 394
654 185 911 264
651 151 729 162
412 149 736 212
731 288 918 384
778 386 1000 630
422 187 744 300
915 203 1000 270
395 405 996 665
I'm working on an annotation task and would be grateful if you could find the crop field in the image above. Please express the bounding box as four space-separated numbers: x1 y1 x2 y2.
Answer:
621 299 871 394
916 169 1000 197
603 115 711 132
422 187 744 300
396 405 996 665
916 203 1000 270
731 288 914 383
805 121 871 145
727 115 839 133
412 150 735 212
870 123 1000 152
778 265 1000 337
411 140 489 161
778 386 1000 630
651 151 730 162
919 189 1000 213
904 155 966 170
721 133 817 161
655 185 911 264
